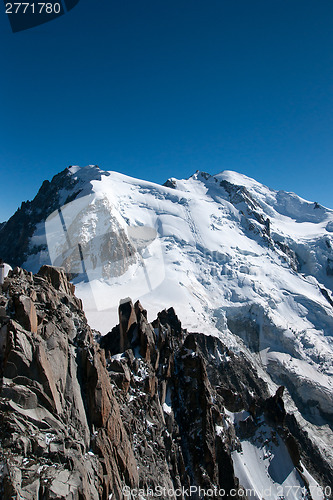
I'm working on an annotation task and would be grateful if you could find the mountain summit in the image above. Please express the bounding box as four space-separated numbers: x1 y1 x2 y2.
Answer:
0 165 333 481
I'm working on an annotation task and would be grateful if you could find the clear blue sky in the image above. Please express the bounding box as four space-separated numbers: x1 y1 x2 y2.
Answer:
1 0 332 221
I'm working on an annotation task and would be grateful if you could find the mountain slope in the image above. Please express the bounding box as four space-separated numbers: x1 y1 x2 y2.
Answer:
1 165 333 475
0 267 330 498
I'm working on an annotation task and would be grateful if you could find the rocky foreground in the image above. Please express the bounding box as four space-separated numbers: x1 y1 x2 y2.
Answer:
0 266 331 499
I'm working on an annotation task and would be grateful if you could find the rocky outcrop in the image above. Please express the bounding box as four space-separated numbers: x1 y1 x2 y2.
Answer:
101 301 332 498
0 166 110 270
0 170 79 268
0 266 138 499
1 267 331 499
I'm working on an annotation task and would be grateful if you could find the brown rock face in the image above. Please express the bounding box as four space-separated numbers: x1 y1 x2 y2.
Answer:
134 300 156 363
119 298 137 352
13 295 38 334
0 266 138 499
37 265 76 296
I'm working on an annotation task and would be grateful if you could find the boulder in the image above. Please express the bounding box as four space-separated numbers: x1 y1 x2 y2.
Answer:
37 265 75 295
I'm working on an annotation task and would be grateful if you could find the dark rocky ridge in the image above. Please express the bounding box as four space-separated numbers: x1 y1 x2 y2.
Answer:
0 166 109 269
0 267 331 499
0 169 78 268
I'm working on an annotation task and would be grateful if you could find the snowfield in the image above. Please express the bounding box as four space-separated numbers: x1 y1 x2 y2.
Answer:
226 410 324 499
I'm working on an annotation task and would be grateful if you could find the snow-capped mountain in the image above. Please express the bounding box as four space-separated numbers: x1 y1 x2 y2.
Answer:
1 165 333 488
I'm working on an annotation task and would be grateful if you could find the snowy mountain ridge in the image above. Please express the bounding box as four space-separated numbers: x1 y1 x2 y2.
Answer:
1 165 333 481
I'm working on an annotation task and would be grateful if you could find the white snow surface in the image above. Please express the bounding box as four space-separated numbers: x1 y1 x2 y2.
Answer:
231 422 324 499
23 166 333 433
